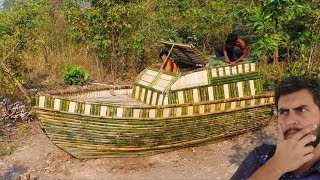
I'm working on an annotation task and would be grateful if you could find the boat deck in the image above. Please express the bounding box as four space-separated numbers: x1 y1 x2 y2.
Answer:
78 94 150 106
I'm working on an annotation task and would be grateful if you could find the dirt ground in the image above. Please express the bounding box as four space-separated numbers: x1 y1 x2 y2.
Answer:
0 117 278 180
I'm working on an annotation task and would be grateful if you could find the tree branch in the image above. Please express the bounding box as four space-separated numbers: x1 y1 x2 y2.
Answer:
1 41 31 105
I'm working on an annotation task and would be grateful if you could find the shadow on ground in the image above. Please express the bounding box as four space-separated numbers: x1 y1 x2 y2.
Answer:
228 117 277 166
1 165 28 180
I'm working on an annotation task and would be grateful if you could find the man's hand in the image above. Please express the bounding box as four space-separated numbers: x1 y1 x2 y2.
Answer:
230 61 237 67
271 124 316 174
249 124 316 180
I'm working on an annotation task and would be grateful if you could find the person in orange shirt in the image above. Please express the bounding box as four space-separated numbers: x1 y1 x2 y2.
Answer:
159 50 178 72
214 33 247 67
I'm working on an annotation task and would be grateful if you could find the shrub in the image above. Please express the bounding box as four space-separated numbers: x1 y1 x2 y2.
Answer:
63 66 89 85
0 145 15 157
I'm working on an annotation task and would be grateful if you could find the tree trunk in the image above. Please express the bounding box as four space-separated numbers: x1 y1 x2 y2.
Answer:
111 26 115 82
307 44 316 75
274 16 282 81
274 48 282 80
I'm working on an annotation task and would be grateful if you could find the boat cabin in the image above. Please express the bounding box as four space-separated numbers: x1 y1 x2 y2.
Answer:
133 41 263 106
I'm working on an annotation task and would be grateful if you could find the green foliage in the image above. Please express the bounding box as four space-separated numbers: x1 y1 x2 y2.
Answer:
262 78 275 92
258 63 278 91
65 0 151 76
243 0 319 79
62 0 254 79
244 0 307 56
285 54 308 77
181 0 244 48
0 0 318 99
63 66 89 85
284 53 319 78
0 145 15 157
0 0 55 97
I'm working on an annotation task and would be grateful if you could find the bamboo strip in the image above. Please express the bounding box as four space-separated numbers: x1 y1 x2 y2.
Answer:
36 94 273 117
46 120 267 153
40 112 268 142
46 107 259 133
146 90 152 104
135 86 140 99
151 92 158 105
100 106 107 116
54 99 60 110
238 64 243 74
193 89 199 103
39 96 45 108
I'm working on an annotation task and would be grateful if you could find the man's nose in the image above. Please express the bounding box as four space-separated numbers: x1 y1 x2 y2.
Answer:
285 110 300 125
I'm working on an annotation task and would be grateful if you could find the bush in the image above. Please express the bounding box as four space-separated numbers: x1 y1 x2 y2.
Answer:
63 66 89 85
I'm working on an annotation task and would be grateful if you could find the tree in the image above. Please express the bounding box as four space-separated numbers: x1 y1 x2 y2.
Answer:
243 0 320 81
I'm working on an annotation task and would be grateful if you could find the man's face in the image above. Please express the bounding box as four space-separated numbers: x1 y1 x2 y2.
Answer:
278 89 320 147
160 54 167 61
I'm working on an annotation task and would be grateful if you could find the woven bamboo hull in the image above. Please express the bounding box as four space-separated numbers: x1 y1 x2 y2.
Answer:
35 93 273 158
35 61 274 158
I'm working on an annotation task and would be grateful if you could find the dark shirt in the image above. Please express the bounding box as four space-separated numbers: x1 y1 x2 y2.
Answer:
231 143 320 179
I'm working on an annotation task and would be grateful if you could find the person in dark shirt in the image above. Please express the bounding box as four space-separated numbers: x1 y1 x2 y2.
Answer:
232 76 320 179
214 33 247 67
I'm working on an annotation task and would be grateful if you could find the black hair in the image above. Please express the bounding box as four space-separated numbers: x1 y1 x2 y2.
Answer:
274 76 320 110
226 33 238 45
159 50 169 58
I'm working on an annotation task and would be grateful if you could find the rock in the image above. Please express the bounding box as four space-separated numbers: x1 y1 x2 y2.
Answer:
0 96 35 126
0 96 10 108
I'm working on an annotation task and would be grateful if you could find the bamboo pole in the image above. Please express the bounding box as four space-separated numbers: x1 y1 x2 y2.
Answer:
160 44 175 70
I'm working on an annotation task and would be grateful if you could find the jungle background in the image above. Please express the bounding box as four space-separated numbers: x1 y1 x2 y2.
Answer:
0 0 319 178
0 0 319 100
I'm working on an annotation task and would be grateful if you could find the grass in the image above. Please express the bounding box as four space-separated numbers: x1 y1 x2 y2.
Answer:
18 124 31 135
0 145 16 157
25 43 112 89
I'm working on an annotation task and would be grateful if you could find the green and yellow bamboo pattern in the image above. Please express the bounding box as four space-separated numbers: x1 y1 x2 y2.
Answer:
36 103 272 158
35 62 274 158
133 63 262 105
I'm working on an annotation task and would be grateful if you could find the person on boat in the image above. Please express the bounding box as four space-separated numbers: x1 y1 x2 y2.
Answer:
231 76 320 179
159 50 178 72
214 33 247 67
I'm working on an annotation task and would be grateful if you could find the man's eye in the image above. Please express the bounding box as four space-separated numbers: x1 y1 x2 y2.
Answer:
279 111 287 115
299 108 306 112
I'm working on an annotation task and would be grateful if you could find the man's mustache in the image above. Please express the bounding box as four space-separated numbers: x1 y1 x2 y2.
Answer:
284 127 320 147
284 127 302 139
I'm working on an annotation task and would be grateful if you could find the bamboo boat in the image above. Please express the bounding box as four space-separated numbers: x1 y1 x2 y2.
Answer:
34 41 274 158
